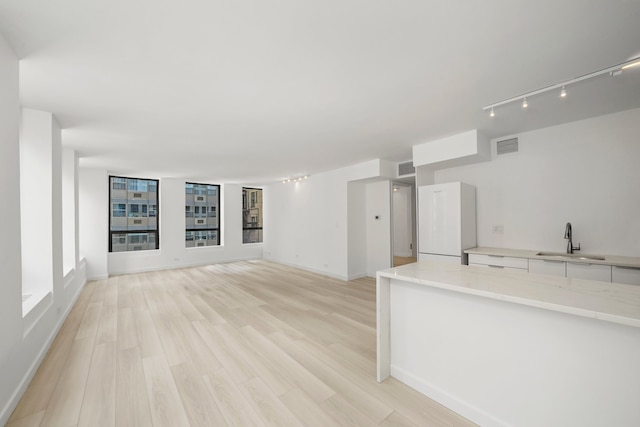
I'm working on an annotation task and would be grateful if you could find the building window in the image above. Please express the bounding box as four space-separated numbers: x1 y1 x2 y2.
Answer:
112 203 126 217
109 176 159 252
185 182 220 247
242 187 263 243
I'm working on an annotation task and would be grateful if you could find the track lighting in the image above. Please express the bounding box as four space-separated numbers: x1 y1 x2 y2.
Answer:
282 175 310 184
621 60 640 71
482 56 640 114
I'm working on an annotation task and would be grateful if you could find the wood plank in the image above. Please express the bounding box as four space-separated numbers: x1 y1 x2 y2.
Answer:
142 355 191 427
170 362 228 427
40 336 95 427
115 346 153 427
78 341 116 427
202 369 266 427
5 410 45 427
239 377 303 427
279 388 337 427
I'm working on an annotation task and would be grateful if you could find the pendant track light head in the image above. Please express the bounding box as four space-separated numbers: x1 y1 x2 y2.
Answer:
522 98 528 108
489 107 495 118
560 86 567 98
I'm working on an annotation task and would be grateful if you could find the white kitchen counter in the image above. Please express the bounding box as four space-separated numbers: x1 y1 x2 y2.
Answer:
376 260 640 427
378 260 640 328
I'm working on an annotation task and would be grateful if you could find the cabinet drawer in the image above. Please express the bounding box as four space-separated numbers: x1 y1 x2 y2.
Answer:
468 254 529 270
612 266 640 285
470 263 526 272
529 259 566 277
566 262 611 282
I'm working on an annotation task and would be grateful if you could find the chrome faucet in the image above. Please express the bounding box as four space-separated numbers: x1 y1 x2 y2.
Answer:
564 222 580 254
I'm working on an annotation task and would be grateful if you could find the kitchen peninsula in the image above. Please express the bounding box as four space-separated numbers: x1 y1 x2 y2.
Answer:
377 261 640 427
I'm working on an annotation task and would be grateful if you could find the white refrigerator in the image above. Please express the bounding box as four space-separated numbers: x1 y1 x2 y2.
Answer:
418 182 476 265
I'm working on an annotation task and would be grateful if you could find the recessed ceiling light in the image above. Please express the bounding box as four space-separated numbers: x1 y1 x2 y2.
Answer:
522 98 528 108
560 86 567 98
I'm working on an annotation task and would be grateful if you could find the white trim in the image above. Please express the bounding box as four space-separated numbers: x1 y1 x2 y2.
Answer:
390 365 511 427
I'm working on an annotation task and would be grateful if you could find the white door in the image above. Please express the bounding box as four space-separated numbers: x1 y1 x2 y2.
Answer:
393 185 413 257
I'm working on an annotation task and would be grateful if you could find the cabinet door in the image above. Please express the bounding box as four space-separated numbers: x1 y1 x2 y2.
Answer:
418 184 461 256
529 259 566 277
612 266 640 285
566 263 611 282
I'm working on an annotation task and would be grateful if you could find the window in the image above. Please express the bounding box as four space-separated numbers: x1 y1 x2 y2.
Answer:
112 177 127 190
112 203 126 217
242 187 263 243
109 176 159 252
185 182 220 247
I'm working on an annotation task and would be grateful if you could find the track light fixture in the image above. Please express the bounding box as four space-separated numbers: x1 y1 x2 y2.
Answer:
282 175 309 184
483 56 640 117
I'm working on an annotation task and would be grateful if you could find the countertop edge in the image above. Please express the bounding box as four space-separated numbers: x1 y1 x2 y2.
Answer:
378 268 640 329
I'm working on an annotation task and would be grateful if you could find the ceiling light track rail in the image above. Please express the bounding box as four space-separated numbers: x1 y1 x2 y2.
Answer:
482 56 640 113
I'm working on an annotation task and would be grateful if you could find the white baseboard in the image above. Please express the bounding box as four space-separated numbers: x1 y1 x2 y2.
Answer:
264 257 349 281
390 365 510 427
107 256 261 277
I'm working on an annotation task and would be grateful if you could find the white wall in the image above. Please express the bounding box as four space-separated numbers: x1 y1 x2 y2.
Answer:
0 31 24 425
264 159 395 280
79 167 109 279
347 181 367 279
366 180 392 276
0 37 86 424
19 109 55 298
436 108 640 257
62 148 78 273
78 176 262 276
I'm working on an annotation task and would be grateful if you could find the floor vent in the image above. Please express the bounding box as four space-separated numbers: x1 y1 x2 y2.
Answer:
398 161 415 176
496 137 519 155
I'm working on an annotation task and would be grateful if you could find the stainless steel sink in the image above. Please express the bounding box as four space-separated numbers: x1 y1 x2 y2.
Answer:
535 251 605 261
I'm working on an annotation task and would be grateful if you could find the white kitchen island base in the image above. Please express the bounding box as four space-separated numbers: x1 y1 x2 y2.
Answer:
377 261 640 427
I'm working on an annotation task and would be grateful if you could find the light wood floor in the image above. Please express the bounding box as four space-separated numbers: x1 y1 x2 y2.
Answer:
393 256 417 267
8 260 475 427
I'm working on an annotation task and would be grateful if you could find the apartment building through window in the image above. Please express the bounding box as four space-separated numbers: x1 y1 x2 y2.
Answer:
242 187 263 243
185 182 220 247
109 176 159 252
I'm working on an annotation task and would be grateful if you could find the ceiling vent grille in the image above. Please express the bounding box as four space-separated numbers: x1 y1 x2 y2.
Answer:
496 137 519 155
398 161 415 176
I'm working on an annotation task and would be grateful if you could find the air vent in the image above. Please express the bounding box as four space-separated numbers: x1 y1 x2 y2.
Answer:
196 196 204 201
133 219 142 224
398 161 415 176
496 137 519 155
133 245 142 250
196 219 205 224
133 192 142 198
196 242 205 247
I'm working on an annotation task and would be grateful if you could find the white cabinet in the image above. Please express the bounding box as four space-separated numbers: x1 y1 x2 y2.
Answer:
468 254 528 271
612 266 640 286
418 182 476 261
566 262 611 282
529 259 566 277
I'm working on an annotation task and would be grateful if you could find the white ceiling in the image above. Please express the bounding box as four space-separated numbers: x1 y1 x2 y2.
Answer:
1 0 639 184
